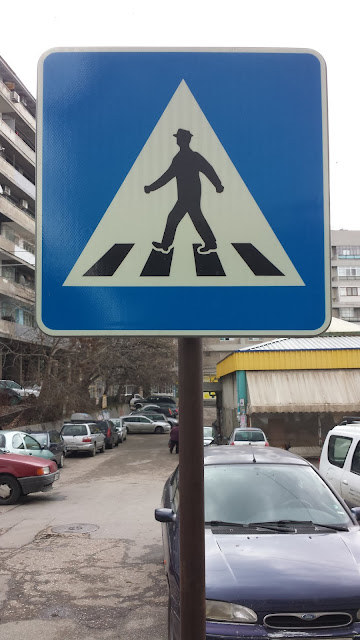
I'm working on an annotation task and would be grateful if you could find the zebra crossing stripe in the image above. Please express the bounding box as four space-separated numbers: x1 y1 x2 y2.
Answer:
83 244 134 276
193 245 225 276
140 247 174 276
232 243 284 276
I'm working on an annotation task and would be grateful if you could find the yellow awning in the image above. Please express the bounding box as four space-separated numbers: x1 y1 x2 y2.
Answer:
247 369 360 414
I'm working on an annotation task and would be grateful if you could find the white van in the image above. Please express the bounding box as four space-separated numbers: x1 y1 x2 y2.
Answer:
319 423 360 507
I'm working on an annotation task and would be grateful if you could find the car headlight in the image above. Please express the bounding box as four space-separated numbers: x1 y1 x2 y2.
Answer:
206 600 257 623
36 466 50 476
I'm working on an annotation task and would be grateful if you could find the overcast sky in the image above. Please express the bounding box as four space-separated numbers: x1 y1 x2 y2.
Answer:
1 0 358 231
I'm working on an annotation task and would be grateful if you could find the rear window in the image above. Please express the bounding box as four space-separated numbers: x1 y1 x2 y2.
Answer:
328 435 352 468
0 434 6 448
96 422 107 433
62 424 88 436
234 430 265 442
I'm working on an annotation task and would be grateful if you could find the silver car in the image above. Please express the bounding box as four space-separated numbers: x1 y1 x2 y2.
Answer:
228 427 269 447
123 415 171 434
61 422 105 456
111 418 128 443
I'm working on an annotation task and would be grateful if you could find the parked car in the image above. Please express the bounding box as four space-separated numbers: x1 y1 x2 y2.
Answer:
320 422 360 507
203 426 219 446
145 395 176 406
0 385 22 406
0 379 39 398
123 415 171 434
0 430 57 462
111 418 127 443
155 446 360 640
0 450 59 505
228 427 269 446
60 422 105 456
93 420 118 449
25 430 66 468
133 403 179 418
129 394 145 408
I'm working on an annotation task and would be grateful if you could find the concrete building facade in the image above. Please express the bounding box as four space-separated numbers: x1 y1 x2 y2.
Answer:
331 229 360 323
0 56 36 380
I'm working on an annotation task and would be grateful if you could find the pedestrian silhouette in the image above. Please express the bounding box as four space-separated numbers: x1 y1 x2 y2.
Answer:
144 129 224 254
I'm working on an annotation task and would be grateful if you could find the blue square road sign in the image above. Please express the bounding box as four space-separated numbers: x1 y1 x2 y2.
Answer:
37 47 330 336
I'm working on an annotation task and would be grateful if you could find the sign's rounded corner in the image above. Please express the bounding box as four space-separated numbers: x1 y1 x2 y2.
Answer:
302 48 327 71
38 47 65 72
36 311 60 337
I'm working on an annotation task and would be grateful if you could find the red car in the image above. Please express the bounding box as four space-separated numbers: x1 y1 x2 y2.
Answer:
0 451 59 505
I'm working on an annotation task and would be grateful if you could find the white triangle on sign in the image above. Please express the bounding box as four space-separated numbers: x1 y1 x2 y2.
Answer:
64 80 304 288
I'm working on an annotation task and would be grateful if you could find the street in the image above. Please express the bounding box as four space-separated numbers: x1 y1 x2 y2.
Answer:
0 434 177 640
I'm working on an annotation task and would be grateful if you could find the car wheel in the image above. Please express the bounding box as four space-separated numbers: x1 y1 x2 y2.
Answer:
99 443 105 453
115 439 119 447
0 475 22 505
154 426 164 434
58 454 64 468
89 445 96 457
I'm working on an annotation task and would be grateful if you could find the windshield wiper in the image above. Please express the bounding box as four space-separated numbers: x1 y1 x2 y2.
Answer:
206 520 247 527
250 520 349 532
207 520 294 533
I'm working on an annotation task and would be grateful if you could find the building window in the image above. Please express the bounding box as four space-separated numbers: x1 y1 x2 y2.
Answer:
23 241 35 255
339 307 360 322
338 267 360 279
337 246 360 258
339 287 360 296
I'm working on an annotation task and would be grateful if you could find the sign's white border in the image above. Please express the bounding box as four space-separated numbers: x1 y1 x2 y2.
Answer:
36 47 330 337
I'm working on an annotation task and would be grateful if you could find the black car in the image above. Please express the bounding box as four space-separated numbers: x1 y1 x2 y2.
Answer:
145 395 176 406
94 420 118 449
135 401 179 418
26 429 66 468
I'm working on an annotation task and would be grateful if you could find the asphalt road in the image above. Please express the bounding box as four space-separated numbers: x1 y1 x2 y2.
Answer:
0 433 178 640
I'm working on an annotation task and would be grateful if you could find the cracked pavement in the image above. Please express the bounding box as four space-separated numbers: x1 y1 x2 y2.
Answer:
0 433 178 640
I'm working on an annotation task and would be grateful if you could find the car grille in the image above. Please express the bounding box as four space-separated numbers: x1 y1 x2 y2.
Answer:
263 612 353 629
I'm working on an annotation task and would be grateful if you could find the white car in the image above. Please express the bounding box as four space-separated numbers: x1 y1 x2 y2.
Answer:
319 422 360 507
0 380 40 398
228 427 269 447
111 418 128 443
122 414 171 434
129 394 145 408
60 422 105 456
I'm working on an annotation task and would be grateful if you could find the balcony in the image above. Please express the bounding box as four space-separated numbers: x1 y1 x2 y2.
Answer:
0 156 35 202
0 235 35 268
0 117 35 166
0 195 35 235
0 81 35 133
0 276 35 303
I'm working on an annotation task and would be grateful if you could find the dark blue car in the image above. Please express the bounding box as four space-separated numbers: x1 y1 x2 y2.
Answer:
155 446 360 640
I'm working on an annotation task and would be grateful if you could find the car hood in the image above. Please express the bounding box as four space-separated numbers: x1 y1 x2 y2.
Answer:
205 528 360 611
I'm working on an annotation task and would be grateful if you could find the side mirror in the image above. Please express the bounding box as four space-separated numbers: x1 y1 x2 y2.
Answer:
155 508 177 523
351 507 360 523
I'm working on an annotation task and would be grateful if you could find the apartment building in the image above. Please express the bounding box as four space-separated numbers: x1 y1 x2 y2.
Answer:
0 56 36 380
331 229 360 323
204 230 360 377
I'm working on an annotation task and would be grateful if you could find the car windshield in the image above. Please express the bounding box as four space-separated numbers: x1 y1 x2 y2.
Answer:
234 430 265 442
204 464 351 527
62 424 87 436
30 433 47 446
204 427 214 438
111 419 120 426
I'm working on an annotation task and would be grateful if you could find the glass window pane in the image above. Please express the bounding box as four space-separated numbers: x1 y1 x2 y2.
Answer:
24 435 42 450
351 442 360 475
12 434 24 449
328 435 352 468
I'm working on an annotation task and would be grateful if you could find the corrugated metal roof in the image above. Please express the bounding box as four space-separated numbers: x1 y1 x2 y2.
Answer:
247 369 360 413
239 335 360 352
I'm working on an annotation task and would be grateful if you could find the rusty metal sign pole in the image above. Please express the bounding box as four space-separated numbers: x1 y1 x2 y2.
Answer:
178 337 206 640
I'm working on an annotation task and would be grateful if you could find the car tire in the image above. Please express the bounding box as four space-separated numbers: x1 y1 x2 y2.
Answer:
154 426 164 434
115 439 119 447
99 443 105 453
0 475 22 505
89 445 96 457
58 454 64 468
